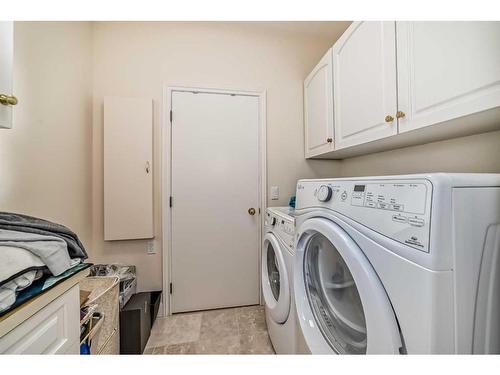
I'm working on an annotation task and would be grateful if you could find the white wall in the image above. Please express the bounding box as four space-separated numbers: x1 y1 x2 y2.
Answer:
2 21 499 295
90 22 346 291
339 130 500 177
0 22 93 247
4 21 498 296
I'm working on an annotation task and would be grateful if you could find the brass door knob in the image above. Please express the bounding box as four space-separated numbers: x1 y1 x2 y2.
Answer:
385 115 394 123
396 110 406 119
248 208 256 216
326 138 333 143
0 94 18 106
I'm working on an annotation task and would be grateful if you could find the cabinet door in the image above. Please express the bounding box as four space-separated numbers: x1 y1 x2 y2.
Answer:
304 48 334 158
0 21 14 129
333 22 398 150
0 286 80 354
104 97 154 240
397 22 500 133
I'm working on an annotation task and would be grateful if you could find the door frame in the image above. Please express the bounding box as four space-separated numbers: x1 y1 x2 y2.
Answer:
161 85 267 316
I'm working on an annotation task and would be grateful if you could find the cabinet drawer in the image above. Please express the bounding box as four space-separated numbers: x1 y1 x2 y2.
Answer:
0 285 80 354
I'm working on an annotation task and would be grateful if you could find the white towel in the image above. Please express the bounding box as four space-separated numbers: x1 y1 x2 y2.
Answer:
0 245 45 286
0 270 44 312
0 229 72 276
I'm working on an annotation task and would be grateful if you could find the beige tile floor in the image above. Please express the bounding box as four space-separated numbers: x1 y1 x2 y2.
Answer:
144 305 275 354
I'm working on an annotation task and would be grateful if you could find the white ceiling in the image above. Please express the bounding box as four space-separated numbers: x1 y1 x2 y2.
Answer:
236 21 352 40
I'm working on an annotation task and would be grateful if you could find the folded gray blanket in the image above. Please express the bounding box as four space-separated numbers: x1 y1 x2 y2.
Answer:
0 212 87 259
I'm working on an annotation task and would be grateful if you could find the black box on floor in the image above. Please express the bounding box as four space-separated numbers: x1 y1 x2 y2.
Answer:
120 292 152 354
119 291 163 354
150 291 161 325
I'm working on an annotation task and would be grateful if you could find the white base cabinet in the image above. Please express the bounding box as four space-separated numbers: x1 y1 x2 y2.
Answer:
0 285 80 354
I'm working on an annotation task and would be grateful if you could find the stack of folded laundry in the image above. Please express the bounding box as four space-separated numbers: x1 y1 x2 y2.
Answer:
0 212 88 313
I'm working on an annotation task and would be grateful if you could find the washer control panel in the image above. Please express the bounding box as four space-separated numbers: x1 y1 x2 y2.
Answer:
317 185 333 202
265 208 296 249
350 183 427 215
296 178 432 252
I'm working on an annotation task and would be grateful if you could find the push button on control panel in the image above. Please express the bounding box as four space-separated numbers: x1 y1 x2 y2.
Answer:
392 215 408 223
390 204 404 211
408 217 425 227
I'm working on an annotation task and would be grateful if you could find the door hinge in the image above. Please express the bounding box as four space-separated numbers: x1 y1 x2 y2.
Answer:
169 196 173 207
169 282 173 294
169 110 173 123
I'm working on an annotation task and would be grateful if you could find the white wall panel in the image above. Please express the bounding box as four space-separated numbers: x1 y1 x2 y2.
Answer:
104 96 153 240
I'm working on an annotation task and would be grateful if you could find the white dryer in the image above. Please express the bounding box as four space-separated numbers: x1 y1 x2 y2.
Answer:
294 174 500 354
262 207 296 354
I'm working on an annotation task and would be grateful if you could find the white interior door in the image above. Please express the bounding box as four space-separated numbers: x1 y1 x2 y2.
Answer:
171 90 260 313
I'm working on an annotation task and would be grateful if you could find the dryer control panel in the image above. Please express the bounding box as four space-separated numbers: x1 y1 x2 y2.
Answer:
296 178 433 252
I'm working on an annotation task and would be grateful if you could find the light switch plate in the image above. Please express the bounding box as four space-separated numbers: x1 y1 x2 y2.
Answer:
147 241 156 255
271 186 279 200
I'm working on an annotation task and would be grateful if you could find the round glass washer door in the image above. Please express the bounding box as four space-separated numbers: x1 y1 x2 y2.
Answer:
294 217 402 354
262 232 290 323
304 232 367 353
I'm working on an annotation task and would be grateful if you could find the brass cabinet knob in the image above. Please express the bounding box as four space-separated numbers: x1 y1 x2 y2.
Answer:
0 94 18 106
326 138 333 143
248 208 256 216
385 115 394 123
396 110 406 119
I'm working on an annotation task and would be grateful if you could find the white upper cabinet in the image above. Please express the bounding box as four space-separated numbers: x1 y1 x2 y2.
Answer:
332 21 398 150
304 48 334 158
305 21 500 159
396 22 500 133
0 21 15 129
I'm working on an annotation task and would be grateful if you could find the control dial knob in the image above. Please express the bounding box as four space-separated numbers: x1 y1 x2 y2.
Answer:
270 217 277 226
317 185 333 202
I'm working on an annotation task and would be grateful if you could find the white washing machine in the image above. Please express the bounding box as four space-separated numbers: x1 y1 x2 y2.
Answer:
262 207 296 354
294 173 500 354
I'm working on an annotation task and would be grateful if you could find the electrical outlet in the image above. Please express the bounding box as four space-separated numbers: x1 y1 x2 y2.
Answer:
271 186 279 200
147 241 156 255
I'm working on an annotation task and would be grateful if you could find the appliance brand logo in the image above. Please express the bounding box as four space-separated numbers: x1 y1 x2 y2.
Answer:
405 235 424 248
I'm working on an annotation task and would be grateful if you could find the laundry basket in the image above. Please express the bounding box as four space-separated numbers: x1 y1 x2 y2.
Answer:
80 276 120 354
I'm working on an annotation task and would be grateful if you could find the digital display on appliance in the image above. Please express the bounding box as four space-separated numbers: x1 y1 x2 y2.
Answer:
353 185 366 192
